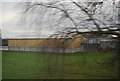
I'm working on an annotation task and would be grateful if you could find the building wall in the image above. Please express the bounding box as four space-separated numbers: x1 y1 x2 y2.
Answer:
8 34 84 48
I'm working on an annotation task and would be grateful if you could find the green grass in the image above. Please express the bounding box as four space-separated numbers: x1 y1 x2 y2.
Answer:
2 51 118 79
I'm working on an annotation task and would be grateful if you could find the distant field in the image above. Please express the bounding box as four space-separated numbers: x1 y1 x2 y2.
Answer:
2 51 118 79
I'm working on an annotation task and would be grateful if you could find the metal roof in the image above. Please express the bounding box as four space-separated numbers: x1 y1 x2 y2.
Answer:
2 37 73 39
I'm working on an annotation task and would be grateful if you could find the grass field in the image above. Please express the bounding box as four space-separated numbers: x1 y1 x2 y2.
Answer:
2 51 118 79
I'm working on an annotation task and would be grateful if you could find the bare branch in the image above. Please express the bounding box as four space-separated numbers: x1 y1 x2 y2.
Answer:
20 0 119 38
73 1 102 31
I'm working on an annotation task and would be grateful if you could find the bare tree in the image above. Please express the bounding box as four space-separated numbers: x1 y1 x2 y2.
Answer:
20 0 119 38
18 0 120 64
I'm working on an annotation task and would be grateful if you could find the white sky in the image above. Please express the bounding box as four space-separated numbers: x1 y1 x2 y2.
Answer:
0 0 119 38
1 2 56 38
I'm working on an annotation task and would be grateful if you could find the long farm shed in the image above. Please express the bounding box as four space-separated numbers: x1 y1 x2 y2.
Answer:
2 34 84 53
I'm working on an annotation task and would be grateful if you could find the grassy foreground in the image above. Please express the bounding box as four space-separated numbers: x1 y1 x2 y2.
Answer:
2 51 118 79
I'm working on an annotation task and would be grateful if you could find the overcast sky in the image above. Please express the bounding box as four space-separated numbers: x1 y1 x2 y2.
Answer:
1 2 56 38
0 0 119 38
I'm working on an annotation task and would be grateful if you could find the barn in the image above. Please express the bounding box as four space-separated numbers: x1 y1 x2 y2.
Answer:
2 34 84 53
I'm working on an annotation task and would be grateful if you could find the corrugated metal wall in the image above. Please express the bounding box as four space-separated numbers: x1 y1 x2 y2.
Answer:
8 34 84 48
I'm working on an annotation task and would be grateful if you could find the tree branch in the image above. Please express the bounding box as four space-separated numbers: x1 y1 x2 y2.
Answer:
73 1 102 31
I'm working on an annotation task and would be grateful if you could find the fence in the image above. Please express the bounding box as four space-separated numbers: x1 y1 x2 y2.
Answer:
81 39 118 52
2 46 81 53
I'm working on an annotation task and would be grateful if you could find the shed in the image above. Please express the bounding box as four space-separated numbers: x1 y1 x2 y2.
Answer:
3 34 84 53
